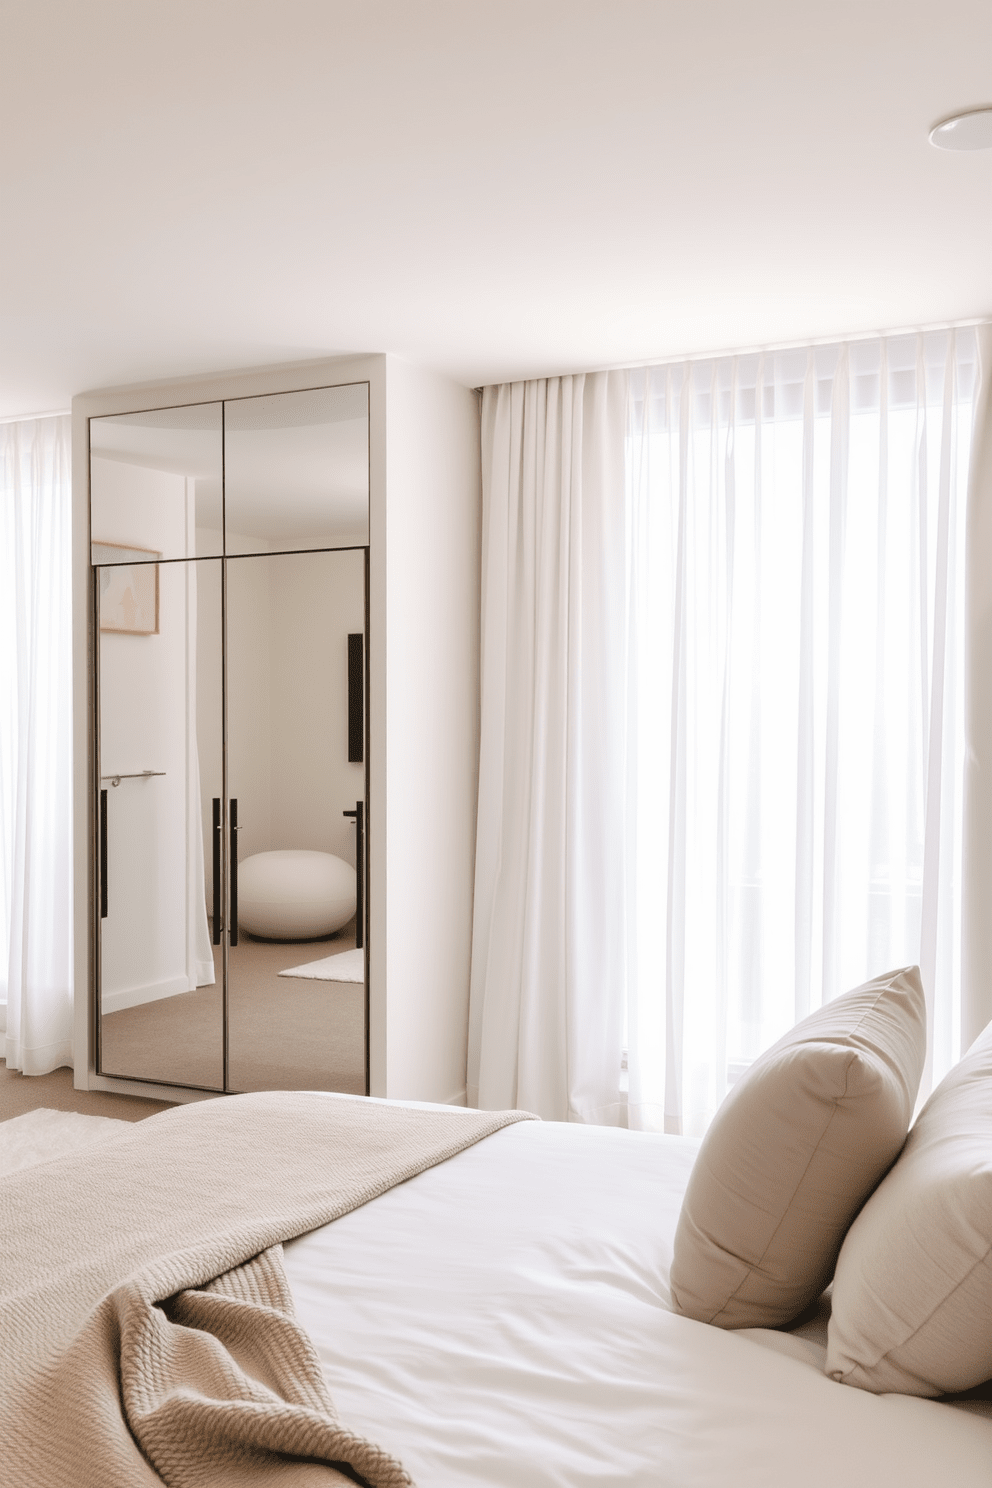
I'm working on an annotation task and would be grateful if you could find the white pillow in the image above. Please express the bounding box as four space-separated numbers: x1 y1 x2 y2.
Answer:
670 967 926 1329
827 1017 992 1396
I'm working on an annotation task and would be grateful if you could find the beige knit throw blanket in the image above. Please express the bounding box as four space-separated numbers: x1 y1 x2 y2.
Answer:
0 1091 532 1487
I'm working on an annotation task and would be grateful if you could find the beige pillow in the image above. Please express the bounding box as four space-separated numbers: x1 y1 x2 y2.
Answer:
827 1018 992 1396
670 966 926 1329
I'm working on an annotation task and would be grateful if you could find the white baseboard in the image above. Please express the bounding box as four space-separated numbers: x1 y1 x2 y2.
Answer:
101 973 195 1016
81 1071 215 1104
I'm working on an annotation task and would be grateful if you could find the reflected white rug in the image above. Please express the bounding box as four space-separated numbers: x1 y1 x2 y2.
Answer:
278 947 365 982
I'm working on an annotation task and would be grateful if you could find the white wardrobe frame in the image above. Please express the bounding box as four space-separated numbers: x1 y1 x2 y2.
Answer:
72 354 482 1107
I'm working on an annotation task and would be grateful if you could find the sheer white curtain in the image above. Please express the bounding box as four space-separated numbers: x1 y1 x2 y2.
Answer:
962 325 992 1056
627 331 980 1133
467 373 629 1122
0 415 74 1074
471 330 983 1132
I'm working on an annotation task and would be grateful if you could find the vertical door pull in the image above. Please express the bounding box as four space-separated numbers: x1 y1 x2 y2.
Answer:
347 633 364 762
212 798 221 945
100 789 109 919
229 798 239 947
342 801 365 950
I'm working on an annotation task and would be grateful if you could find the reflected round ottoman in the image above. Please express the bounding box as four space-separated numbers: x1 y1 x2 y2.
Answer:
237 849 356 940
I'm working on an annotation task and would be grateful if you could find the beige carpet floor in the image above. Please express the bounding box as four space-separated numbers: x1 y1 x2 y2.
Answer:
0 1062 173 1124
100 928 366 1095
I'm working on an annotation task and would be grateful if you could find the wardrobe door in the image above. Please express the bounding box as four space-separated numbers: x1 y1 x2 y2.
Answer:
225 547 367 1093
90 402 224 562
223 383 369 555
97 557 224 1089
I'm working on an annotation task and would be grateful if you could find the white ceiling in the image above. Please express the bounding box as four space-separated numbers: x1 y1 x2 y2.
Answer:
2 0 991 417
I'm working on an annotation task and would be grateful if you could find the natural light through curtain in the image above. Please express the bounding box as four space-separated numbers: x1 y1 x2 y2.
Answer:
626 332 980 1134
0 415 74 1074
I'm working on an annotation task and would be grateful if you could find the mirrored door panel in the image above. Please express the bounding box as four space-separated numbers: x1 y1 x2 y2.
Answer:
98 557 224 1090
225 548 367 1093
224 383 369 555
90 402 224 563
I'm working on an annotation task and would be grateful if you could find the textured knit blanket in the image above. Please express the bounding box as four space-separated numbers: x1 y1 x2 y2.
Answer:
0 1091 531 1486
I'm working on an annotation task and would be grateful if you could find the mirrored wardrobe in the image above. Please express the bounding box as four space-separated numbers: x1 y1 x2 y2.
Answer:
90 384 370 1094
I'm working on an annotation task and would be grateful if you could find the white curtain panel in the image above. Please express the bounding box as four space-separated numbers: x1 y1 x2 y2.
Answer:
626 332 980 1133
472 330 983 1134
0 415 74 1074
962 324 992 1054
468 374 629 1122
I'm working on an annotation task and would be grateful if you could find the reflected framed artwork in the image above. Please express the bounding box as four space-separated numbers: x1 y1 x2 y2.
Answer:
95 543 161 635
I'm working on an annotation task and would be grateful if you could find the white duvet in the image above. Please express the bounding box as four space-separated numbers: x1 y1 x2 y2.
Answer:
7 1104 991 1486
283 1114 992 1488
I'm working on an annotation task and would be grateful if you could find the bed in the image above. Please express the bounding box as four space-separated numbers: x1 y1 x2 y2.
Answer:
2 1089 991 1488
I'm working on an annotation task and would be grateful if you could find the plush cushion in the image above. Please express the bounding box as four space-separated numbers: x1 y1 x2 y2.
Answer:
670 966 926 1329
826 1018 992 1396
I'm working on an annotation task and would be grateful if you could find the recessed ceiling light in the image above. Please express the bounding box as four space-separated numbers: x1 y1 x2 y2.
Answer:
929 108 992 151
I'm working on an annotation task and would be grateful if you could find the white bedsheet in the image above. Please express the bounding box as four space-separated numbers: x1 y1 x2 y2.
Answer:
284 1117 992 1488
6 1104 991 1485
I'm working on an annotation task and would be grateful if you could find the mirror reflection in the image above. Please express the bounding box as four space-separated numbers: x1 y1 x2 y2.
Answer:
90 402 224 563
225 547 366 1093
98 557 224 1089
92 383 371 1095
224 383 369 554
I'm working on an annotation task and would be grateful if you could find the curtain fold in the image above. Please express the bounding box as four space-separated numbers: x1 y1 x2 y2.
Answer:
467 373 629 1122
0 415 74 1074
472 329 984 1133
962 323 992 1049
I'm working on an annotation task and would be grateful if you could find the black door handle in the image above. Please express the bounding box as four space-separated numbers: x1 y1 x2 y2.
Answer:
348 632 364 762
212 798 221 945
100 789 108 919
229 798 239 947
343 801 364 951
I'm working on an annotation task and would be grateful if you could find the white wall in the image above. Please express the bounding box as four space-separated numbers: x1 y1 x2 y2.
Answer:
268 549 365 863
193 541 225 902
223 544 274 867
91 453 187 555
380 357 482 1104
216 546 365 875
